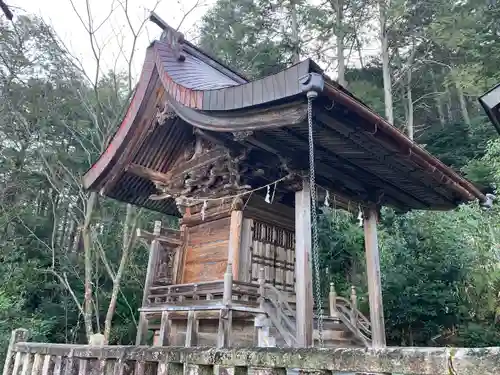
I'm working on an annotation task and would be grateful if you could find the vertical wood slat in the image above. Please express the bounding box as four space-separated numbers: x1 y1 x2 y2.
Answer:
159 363 183 375
217 308 231 349
78 360 87 375
156 363 167 375
113 358 124 375
52 356 62 375
20 354 33 375
135 362 146 375
11 353 22 375
2 329 28 375
30 354 42 375
41 356 52 375
157 311 171 346
185 310 198 347
62 352 76 375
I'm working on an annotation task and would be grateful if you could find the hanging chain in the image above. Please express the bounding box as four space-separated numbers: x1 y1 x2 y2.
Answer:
307 91 324 347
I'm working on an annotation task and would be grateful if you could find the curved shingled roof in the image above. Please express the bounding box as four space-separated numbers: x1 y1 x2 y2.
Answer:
82 19 486 216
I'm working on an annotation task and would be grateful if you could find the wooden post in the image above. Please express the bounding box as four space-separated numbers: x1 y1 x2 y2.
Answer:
228 198 244 280
329 283 338 318
185 310 198 347
350 286 358 326
158 311 171 346
223 263 233 305
295 180 314 347
2 329 28 375
218 263 233 348
136 220 162 345
363 206 386 347
258 267 265 308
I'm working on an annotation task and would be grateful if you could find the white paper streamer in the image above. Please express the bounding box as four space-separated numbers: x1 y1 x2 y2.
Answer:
265 185 271 203
201 200 207 221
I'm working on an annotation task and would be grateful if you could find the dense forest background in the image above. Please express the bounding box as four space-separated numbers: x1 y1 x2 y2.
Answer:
2 0 500 358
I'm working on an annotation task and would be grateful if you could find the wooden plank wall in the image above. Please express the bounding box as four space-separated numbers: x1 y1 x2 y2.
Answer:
182 217 231 283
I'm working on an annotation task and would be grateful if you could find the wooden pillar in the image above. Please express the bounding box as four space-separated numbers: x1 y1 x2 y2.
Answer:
295 180 314 347
329 283 338 318
363 206 386 347
228 198 244 280
218 263 233 348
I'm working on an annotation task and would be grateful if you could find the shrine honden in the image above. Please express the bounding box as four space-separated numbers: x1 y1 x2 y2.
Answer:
82 13 487 349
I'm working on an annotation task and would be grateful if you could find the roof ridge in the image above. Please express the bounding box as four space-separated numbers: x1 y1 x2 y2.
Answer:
149 12 248 84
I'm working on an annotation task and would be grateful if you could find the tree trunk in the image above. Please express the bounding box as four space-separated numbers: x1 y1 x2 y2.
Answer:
335 0 346 86
290 0 300 63
356 35 364 69
378 0 394 124
103 203 137 343
430 70 446 127
82 191 97 342
443 68 453 122
455 80 471 126
407 68 414 140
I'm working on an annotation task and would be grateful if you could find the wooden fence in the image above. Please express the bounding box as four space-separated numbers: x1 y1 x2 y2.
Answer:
3 329 500 375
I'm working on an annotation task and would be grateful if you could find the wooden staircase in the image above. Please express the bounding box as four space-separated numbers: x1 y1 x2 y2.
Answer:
258 276 372 348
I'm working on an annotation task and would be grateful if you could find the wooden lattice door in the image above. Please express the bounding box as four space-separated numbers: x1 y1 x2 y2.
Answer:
250 220 295 293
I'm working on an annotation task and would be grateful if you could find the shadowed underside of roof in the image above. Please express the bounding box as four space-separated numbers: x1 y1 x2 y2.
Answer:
82 26 486 216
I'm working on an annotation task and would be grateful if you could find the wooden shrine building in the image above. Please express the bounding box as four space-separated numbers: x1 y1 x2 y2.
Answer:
83 13 487 349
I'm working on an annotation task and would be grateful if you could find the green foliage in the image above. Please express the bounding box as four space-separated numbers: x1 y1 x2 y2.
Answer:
198 0 293 79
318 208 365 294
423 117 496 171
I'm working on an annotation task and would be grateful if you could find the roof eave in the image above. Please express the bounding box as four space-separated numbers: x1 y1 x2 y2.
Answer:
322 82 486 205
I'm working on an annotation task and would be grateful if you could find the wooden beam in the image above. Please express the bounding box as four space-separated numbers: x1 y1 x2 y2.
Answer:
126 163 171 185
363 206 386 347
295 180 314 347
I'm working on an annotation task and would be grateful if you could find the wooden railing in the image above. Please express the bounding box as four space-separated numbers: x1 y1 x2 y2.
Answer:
258 268 298 347
329 283 372 347
4 329 500 375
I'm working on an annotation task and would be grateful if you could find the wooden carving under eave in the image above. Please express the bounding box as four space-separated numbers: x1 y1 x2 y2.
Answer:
156 101 177 125
127 132 253 205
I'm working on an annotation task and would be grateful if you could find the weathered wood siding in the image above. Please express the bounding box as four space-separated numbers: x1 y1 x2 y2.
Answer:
182 217 231 283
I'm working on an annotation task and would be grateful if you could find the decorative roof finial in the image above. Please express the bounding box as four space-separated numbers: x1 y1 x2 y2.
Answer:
149 11 185 62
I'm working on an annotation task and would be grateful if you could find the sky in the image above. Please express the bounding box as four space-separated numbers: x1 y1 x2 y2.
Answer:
7 0 214 82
